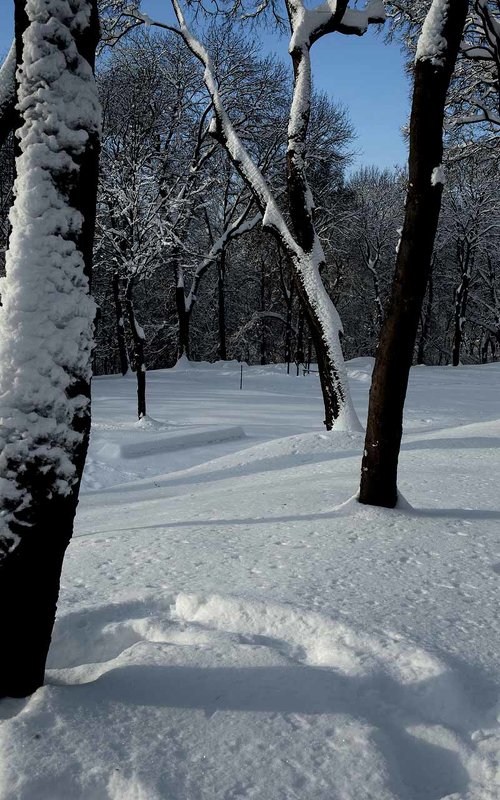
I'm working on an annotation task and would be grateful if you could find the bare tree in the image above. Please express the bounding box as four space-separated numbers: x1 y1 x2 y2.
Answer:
125 0 384 429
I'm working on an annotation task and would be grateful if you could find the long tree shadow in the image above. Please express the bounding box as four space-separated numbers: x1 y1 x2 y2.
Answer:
84 447 363 500
402 436 500 452
77 503 500 538
56 661 471 800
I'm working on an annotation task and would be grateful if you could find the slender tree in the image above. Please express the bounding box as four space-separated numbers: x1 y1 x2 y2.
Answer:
359 0 469 508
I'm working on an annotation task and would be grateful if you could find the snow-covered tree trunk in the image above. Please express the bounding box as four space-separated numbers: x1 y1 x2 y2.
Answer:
285 41 355 428
359 0 469 508
0 0 100 698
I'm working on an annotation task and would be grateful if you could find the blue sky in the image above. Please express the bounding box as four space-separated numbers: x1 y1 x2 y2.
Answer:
0 0 410 169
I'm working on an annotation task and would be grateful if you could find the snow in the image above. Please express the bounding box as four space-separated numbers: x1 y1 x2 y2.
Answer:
431 164 446 186
0 0 99 555
1 358 500 798
416 0 450 66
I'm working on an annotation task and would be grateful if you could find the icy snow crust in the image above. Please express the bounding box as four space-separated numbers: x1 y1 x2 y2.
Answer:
1 360 500 798
0 0 99 552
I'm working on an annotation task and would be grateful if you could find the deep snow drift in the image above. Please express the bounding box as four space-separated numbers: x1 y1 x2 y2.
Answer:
0 358 499 799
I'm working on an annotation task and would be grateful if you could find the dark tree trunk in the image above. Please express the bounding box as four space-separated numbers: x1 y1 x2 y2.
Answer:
260 258 267 365
0 0 100 698
112 271 130 375
218 250 227 361
174 267 190 361
359 0 468 508
416 269 434 365
284 282 294 373
306 337 313 372
452 239 473 366
295 305 305 374
125 279 147 419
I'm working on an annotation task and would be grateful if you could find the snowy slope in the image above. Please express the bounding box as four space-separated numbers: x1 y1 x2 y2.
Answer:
1 359 499 800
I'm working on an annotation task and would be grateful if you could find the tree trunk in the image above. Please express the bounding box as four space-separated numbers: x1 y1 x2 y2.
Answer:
175 269 190 361
0 0 100 698
284 43 358 430
260 258 267 365
218 251 227 360
125 279 147 419
452 239 473 366
295 305 305 374
359 0 468 508
416 269 434 365
284 282 294 373
112 271 130 375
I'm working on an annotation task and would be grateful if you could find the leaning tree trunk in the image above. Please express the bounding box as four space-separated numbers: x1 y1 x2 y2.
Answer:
0 0 100 698
359 0 469 508
285 42 359 430
125 278 147 419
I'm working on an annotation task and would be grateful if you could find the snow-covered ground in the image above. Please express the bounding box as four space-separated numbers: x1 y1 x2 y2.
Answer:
1 358 500 800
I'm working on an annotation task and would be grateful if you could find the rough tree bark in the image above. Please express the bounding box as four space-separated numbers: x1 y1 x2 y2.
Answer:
359 0 469 508
0 0 100 698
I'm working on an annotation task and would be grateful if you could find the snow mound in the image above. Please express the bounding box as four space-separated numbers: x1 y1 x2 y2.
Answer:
134 415 174 431
0 592 494 799
93 426 246 460
190 429 366 474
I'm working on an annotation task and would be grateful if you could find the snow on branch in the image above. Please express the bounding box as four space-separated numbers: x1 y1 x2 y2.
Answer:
416 0 451 65
289 0 385 49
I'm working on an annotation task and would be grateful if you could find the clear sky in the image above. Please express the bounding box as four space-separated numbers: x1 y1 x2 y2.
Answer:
0 0 410 170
